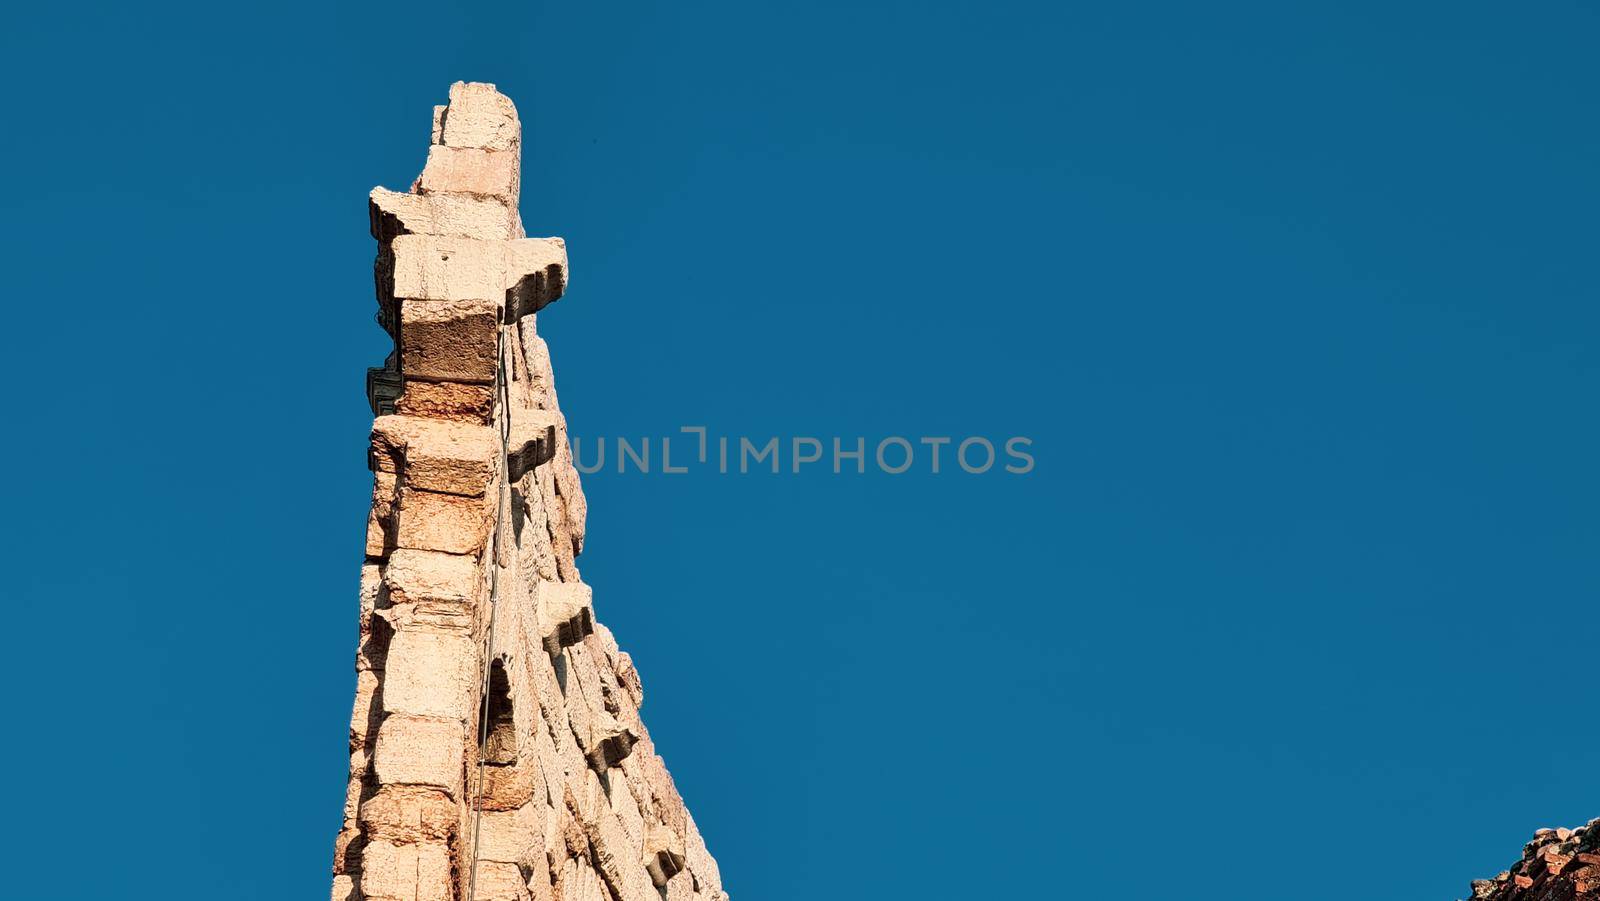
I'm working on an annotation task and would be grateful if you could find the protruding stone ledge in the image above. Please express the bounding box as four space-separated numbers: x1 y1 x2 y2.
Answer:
535 580 594 655
389 234 566 306
643 821 687 888
370 187 517 242
584 716 640 770
509 410 560 482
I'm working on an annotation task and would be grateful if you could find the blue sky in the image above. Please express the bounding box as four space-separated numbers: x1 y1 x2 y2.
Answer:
1 2 1596 898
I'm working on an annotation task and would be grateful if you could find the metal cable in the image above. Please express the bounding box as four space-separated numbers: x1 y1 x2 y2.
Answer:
466 323 514 901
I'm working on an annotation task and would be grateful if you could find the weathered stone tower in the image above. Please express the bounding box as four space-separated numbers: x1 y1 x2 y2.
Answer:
331 82 725 901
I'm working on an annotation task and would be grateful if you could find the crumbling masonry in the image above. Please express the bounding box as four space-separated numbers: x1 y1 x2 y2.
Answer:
331 82 726 901
1465 820 1600 901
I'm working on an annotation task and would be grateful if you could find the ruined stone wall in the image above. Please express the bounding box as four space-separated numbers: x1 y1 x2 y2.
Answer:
331 82 725 901
1466 821 1600 901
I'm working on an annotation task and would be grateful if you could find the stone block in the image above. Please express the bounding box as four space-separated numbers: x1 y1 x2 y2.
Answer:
508 410 559 481
473 860 532 900
390 234 567 316
359 784 457 844
391 234 508 303
373 714 465 796
395 379 495 424
476 804 541 863
331 874 357 901
394 486 494 556
372 415 498 496
383 548 481 610
569 778 659 901
382 629 479 721
370 187 517 242
350 668 382 750
535 580 593 655
683 810 722 895
504 239 568 320
332 824 363 876
481 758 538 811
420 144 519 200
663 872 695 901
360 839 453 901
399 298 501 383
366 471 399 559
609 767 646 849
439 81 520 151
644 820 687 888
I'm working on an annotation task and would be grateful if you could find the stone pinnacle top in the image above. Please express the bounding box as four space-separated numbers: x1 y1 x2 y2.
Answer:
331 83 726 901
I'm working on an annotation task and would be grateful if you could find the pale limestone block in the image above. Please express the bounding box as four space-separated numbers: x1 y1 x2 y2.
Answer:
579 637 636 729
683 810 721 894
370 187 517 242
476 804 541 863
358 563 389 671
615 753 658 838
350 668 382 750
383 548 481 608
367 471 399 559
530 706 564 808
359 785 457 844
396 379 495 424
342 750 368 825
374 714 464 795
610 766 646 850
569 777 658 901
663 872 695 901
361 839 452 901
556 858 592 901
613 651 643 710
515 476 559 582
473 860 532 901
331 874 357 901
431 105 447 144
440 81 520 151
332 823 363 876
391 235 567 315
637 748 687 848
372 416 498 496
644 820 687 888
394 486 494 556
508 409 560 482
420 145 519 199
400 298 501 383
392 234 507 302
535 580 593 655
526 852 556 901
515 331 588 550
586 716 639 770
504 239 568 320
382 629 479 721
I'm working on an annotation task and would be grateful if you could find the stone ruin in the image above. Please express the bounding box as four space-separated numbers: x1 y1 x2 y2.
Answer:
1466 820 1600 901
331 82 726 901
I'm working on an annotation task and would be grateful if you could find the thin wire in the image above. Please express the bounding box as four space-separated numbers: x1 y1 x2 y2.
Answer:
466 322 514 901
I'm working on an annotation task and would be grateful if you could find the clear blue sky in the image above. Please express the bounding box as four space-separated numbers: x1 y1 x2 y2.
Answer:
1 2 1595 898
